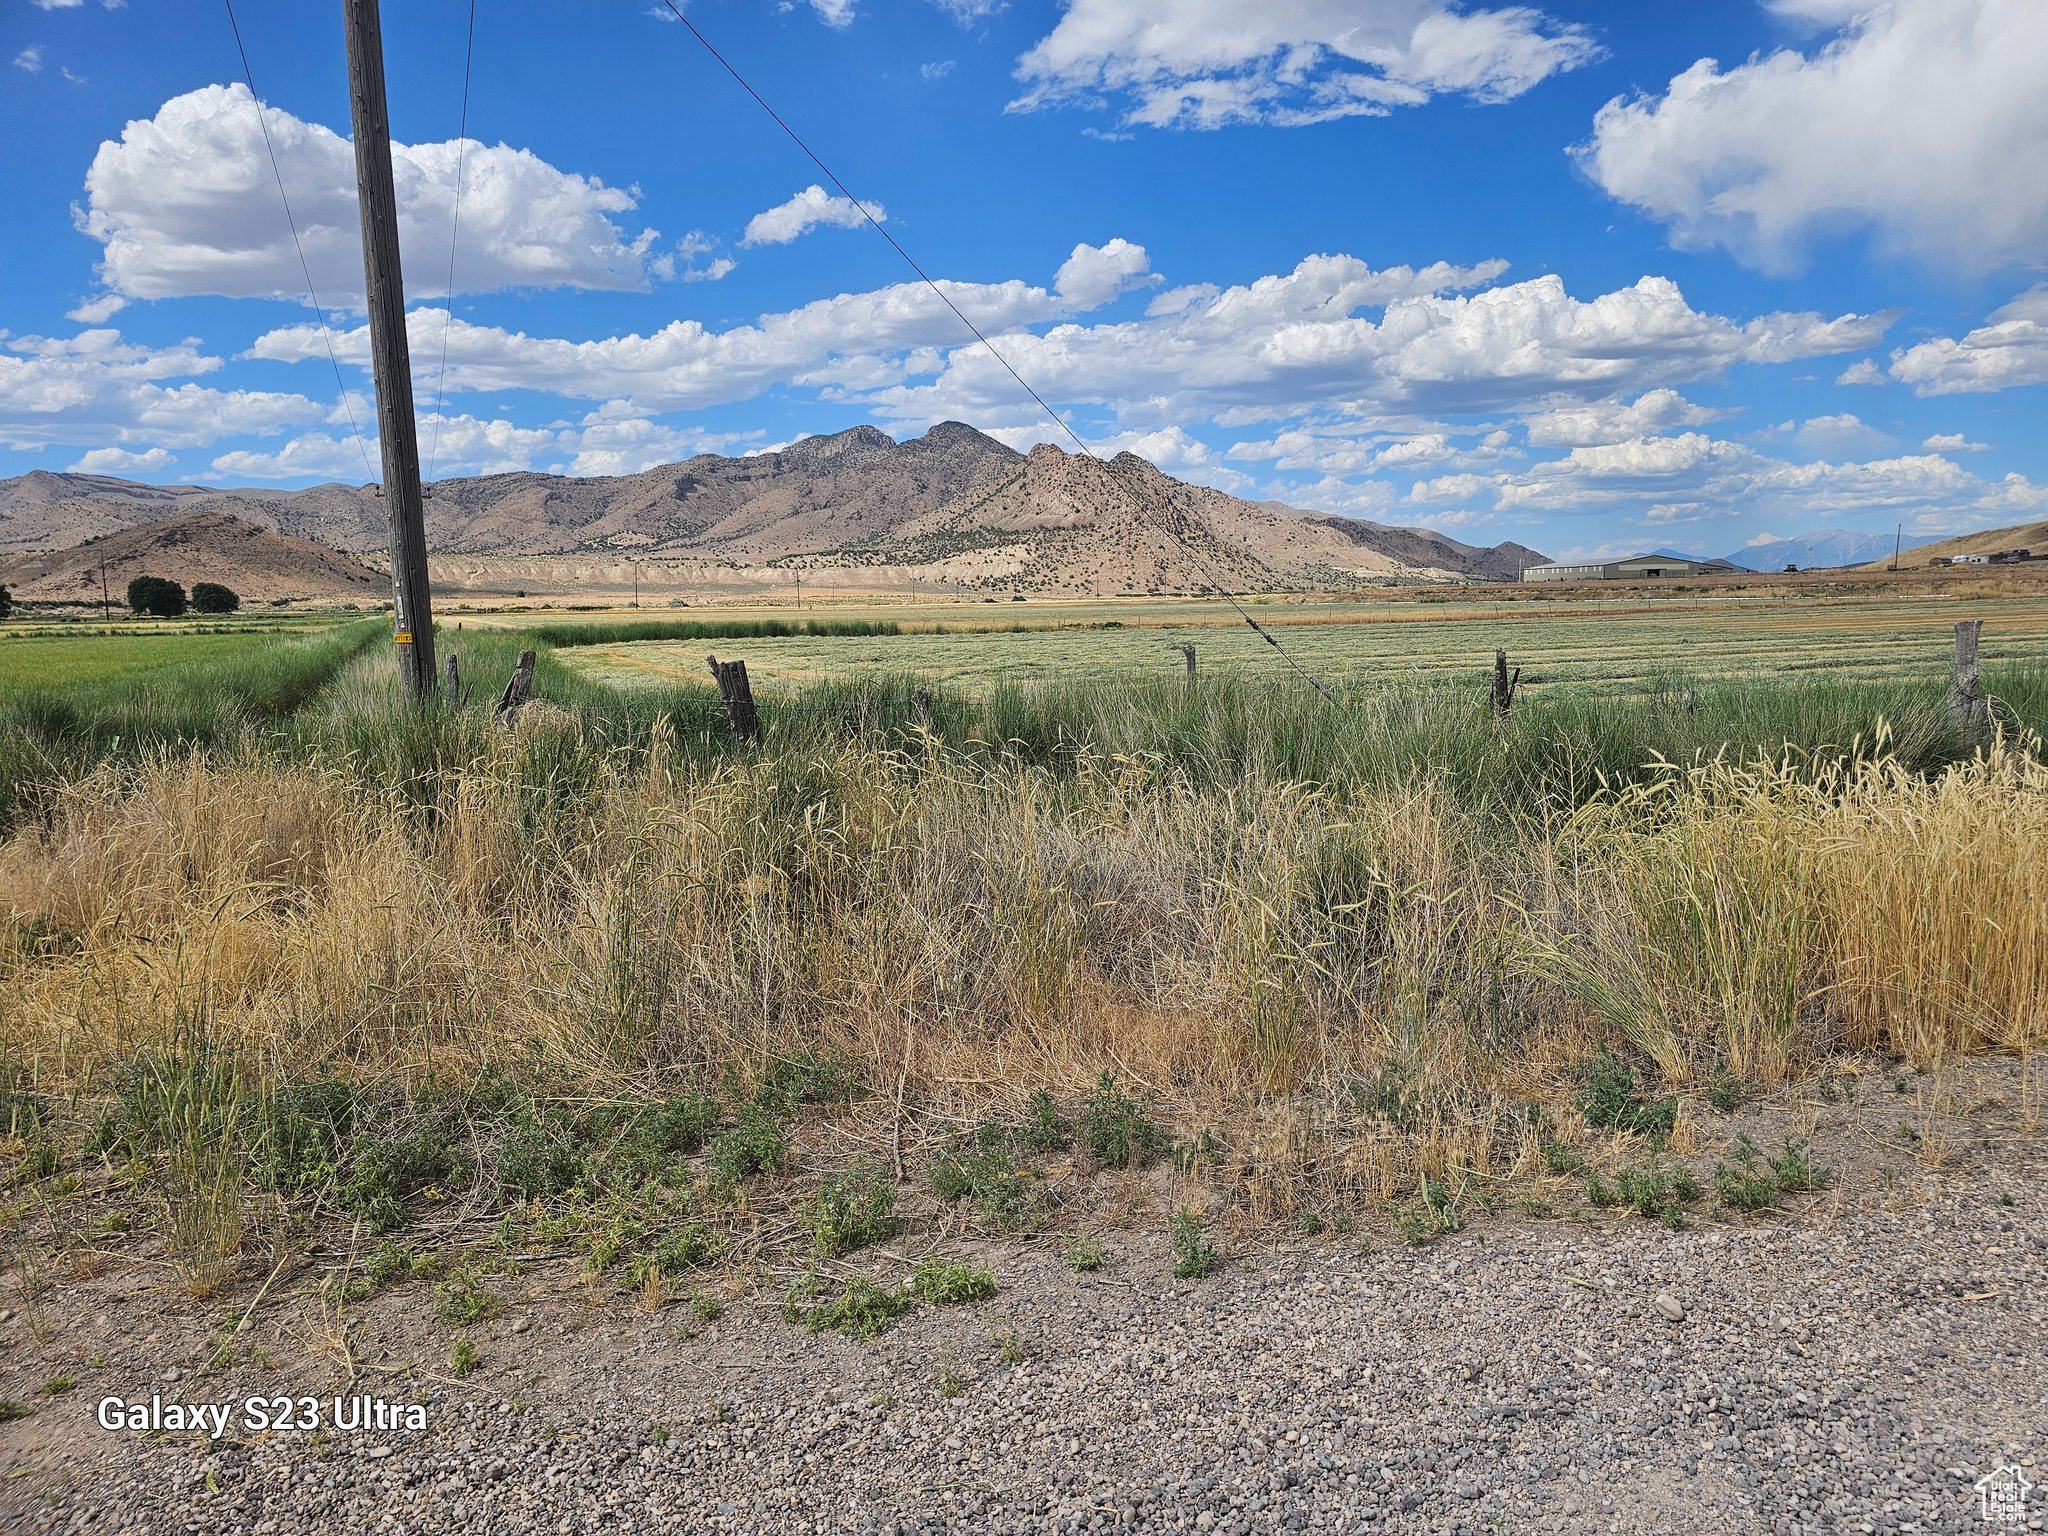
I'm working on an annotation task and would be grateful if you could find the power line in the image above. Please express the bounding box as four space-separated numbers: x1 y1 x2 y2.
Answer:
655 1 1336 704
425 0 478 487
221 0 375 483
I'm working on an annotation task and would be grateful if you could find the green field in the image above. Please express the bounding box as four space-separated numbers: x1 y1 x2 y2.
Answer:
0 626 299 696
552 591 2048 698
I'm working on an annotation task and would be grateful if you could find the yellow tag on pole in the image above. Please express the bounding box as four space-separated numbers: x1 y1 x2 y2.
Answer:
395 631 413 644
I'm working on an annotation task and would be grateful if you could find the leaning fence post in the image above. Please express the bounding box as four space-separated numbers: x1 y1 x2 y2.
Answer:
444 651 461 707
1490 648 1520 717
912 685 933 732
706 654 761 746
494 648 535 719
1948 620 1988 742
1179 643 1196 682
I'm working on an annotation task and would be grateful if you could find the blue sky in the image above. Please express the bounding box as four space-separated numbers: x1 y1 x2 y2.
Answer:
3 0 2043 562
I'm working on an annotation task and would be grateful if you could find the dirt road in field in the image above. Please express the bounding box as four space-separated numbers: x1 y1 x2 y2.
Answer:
3 1064 2043 1536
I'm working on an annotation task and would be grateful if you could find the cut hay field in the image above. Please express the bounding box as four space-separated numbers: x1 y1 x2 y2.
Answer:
549 590 2048 699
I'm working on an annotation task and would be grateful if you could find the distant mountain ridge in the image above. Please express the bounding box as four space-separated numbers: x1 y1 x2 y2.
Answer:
0 423 1549 593
1719 529 1942 571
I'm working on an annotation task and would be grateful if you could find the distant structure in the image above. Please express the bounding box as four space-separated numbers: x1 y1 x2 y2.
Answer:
1521 554 1743 583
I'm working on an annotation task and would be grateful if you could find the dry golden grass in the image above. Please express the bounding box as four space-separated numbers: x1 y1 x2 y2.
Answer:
0 720 2042 1196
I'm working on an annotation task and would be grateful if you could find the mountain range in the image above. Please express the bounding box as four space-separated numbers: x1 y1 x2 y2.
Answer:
0 423 1547 596
1718 529 1943 571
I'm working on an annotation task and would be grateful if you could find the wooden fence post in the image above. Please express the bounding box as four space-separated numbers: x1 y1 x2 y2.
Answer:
912 685 932 732
1179 643 1196 682
1490 647 1520 718
444 651 467 708
706 654 761 746
1948 620 1988 741
494 648 535 719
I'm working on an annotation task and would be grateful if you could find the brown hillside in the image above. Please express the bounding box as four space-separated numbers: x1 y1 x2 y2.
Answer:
0 511 386 606
1855 519 2048 569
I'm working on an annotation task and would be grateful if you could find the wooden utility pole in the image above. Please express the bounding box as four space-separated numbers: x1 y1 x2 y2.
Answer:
344 0 437 702
1890 523 1902 574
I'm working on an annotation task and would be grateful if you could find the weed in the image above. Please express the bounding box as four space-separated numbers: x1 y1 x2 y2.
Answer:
1333 1211 1355 1234
1705 1063 1753 1115
433 1268 500 1326
707 1105 788 1198
0 1401 31 1422
935 1345 966 1399
1066 1234 1104 1272
595 1095 723 1180
1711 1134 1779 1212
1021 1087 1066 1152
14 1139 58 1183
651 1424 671 1446
689 1292 724 1323
1352 1066 1429 1130
909 1257 997 1305
1297 1210 1325 1237
1609 1159 1701 1227
448 1338 479 1378
1168 1208 1214 1280
1540 1138 1586 1175
1396 1173 1464 1245
799 1275 911 1340
993 1328 1024 1367
926 1124 1043 1231
803 1157 895 1256
1574 1047 1678 1142
1770 1134 1828 1193
1076 1073 1167 1170
38 1374 74 1396
754 1048 864 1113
1516 1194 1556 1218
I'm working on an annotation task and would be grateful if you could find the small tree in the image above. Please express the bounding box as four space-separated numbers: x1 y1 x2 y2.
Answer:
190 582 240 615
0 584 11 620
127 575 186 617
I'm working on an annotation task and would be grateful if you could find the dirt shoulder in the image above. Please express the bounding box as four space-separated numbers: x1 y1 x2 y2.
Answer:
2 1058 2043 1536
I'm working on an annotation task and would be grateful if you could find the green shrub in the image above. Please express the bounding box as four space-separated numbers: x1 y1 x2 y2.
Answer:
1066 1234 1103 1272
1711 1134 1779 1211
1770 1133 1828 1193
433 1268 500 1326
1574 1047 1678 1141
754 1049 863 1113
590 1095 723 1181
448 1337 479 1378
804 1157 895 1256
1076 1073 1168 1169
1168 1207 1214 1279
707 1104 787 1196
908 1257 997 1305
799 1275 911 1339
1021 1087 1066 1151
925 1123 1044 1231
1609 1159 1701 1227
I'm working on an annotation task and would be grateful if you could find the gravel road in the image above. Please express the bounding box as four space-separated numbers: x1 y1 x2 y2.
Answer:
3 1067 2043 1536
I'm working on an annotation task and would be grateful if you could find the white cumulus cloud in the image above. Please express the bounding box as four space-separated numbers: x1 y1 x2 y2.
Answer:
77 85 662 306
1923 432 1990 452
1575 0 2048 273
1888 286 2048 394
69 446 174 474
1011 0 1600 129
1519 388 1723 447
1 327 325 452
742 186 883 247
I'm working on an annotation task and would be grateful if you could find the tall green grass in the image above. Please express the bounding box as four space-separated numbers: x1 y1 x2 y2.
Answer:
0 620 383 830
